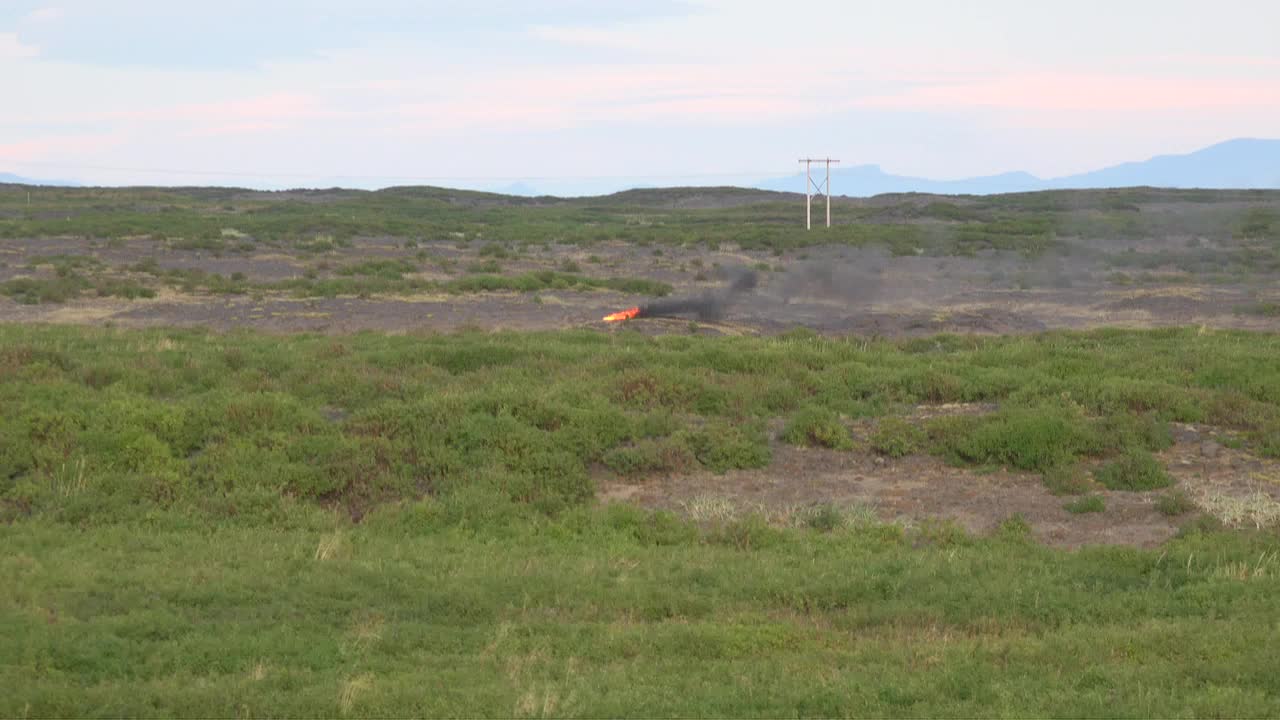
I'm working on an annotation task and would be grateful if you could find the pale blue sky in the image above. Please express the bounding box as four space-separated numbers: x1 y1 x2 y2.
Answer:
2 0 1278 191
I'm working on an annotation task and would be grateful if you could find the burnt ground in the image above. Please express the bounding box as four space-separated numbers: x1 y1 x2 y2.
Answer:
1 235 1277 336
3 234 1278 547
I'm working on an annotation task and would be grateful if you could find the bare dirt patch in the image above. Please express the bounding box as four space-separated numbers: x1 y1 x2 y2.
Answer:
599 411 1280 549
1160 423 1280 529
599 438 1176 549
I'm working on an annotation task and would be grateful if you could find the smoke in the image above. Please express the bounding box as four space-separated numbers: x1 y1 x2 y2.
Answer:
640 267 759 321
776 247 889 306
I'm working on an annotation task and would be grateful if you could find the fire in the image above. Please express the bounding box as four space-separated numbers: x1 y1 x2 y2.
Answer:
602 306 641 323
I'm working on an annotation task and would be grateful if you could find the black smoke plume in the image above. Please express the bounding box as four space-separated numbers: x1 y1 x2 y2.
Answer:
639 268 758 321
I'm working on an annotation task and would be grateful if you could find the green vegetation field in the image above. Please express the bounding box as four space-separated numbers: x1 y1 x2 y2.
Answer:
5 185 1280 312
4 324 1280 716
3 184 1279 258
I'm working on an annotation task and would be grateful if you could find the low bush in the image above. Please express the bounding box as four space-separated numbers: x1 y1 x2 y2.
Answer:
465 259 502 274
1156 489 1196 516
929 406 1098 472
1042 464 1094 496
1094 450 1173 491
682 423 771 474
781 407 852 450
0 275 91 304
602 437 696 477
870 416 925 457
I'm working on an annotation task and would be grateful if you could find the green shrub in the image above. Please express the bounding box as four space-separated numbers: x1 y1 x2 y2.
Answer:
1064 495 1105 514
603 437 696 477
897 368 968 403
870 416 925 457
434 482 532 533
800 503 844 532
1089 378 1190 418
682 423 771 474
129 257 162 275
335 259 417 279
1 275 90 304
443 271 670 296
1156 489 1195 516
914 518 974 547
930 406 1097 472
26 254 102 272
601 504 699 546
781 407 852 450
1042 464 1093 495
996 514 1033 541
1094 413 1174 452
1256 421 1280 459
1094 450 1173 491
710 513 782 550
466 259 502 274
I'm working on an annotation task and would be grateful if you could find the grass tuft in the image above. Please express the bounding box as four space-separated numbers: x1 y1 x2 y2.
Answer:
1063 495 1106 514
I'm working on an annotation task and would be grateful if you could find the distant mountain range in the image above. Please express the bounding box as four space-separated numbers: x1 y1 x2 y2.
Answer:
756 138 1280 196
0 172 78 187
4 138 1279 197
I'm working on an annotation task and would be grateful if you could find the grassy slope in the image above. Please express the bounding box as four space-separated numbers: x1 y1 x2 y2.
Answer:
4 510 1280 717
1 325 1279 715
3 325 1279 523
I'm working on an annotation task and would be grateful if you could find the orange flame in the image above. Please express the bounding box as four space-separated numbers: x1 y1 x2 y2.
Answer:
603 306 641 323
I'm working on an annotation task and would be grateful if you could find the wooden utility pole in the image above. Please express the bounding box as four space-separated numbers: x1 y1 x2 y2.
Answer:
798 158 839 229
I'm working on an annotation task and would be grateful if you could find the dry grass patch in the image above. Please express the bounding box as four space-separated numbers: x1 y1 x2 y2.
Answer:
1194 489 1280 530
337 673 374 716
314 530 346 561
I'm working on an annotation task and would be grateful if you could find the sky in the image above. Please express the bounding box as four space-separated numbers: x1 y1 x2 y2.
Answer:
2 0 1279 192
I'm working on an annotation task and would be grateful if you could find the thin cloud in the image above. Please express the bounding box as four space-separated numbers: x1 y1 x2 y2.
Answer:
528 24 654 51
3 2 1277 186
180 121 293 138
0 32 39 58
389 61 844 133
102 93 321 122
858 73 1280 113
0 133 120 162
23 7 67 23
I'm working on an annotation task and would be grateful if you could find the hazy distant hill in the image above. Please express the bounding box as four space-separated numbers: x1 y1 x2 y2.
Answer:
756 166 1046 196
5 138 1277 197
0 172 78 187
757 138 1280 197
1047 138 1280 190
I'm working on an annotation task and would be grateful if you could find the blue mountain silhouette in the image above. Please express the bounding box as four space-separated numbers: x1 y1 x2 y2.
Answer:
757 138 1280 196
